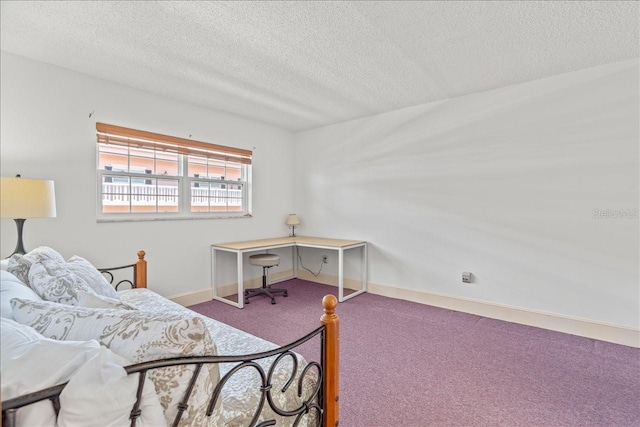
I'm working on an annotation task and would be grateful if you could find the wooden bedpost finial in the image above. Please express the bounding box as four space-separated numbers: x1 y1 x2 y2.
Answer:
137 250 146 260
322 294 337 317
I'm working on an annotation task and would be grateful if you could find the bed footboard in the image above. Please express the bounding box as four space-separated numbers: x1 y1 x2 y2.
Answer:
98 250 147 290
1 294 340 427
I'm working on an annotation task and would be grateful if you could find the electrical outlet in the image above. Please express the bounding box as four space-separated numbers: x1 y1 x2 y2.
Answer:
322 255 328 264
462 272 472 283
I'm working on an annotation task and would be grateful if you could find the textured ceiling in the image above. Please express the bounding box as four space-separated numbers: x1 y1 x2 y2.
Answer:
1 1 638 132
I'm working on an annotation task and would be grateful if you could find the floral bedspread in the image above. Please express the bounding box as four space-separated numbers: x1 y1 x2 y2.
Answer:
119 288 319 427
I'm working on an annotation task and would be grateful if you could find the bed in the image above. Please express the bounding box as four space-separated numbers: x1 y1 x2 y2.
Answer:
1 249 339 427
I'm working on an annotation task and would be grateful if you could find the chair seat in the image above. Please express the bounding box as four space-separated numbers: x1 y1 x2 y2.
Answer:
246 253 285 305
249 253 280 267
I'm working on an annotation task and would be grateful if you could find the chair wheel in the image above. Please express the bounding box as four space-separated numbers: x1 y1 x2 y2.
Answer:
271 299 276 304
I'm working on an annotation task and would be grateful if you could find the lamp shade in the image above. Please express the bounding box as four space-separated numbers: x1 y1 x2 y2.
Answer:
1 177 57 219
286 214 300 226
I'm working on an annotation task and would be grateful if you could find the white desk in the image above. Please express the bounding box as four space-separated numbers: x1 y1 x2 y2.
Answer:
211 236 367 308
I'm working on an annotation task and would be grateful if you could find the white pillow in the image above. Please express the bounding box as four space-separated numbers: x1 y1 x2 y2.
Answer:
0 318 57 426
58 345 166 427
6 246 66 285
0 317 44 361
66 255 120 299
77 290 135 310
0 270 43 320
28 258 97 305
0 318 166 427
12 298 221 427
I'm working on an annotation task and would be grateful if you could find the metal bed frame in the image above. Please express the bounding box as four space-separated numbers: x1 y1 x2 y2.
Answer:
2 326 328 427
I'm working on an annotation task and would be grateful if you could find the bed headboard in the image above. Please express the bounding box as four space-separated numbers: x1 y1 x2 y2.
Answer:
98 250 147 290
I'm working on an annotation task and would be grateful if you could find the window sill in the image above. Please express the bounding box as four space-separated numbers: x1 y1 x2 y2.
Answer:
97 213 252 223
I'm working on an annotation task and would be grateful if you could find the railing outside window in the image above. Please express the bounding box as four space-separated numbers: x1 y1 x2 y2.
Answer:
101 183 243 208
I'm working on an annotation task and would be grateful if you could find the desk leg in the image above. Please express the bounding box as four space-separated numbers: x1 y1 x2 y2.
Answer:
211 248 243 309
211 247 217 300
237 251 244 309
340 243 368 302
293 246 298 278
363 243 368 292
338 248 344 302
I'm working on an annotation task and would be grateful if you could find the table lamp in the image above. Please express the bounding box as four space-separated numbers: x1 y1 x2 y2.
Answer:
1 175 57 256
286 214 300 237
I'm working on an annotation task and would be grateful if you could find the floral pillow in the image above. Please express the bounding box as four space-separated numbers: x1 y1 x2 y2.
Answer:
7 247 121 301
6 246 66 285
12 298 221 427
77 290 135 310
65 256 119 299
28 258 97 305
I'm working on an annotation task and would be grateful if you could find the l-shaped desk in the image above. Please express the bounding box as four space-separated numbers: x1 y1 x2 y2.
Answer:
211 236 367 309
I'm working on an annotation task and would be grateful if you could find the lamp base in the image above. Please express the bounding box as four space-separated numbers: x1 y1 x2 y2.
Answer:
289 225 297 237
11 218 27 256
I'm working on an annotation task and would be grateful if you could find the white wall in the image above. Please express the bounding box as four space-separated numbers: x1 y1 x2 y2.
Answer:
2 50 638 333
294 59 639 329
1 52 296 298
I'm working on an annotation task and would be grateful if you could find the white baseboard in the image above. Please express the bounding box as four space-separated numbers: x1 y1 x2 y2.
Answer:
366 282 640 348
172 270 298 303
170 272 639 348
296 270 363 290
170 288 214 307
295 272 639 348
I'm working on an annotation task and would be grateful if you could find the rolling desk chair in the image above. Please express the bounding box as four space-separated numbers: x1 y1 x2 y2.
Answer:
244 253 288 305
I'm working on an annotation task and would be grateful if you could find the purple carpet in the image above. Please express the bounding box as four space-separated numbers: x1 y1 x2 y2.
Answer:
189 279 640 427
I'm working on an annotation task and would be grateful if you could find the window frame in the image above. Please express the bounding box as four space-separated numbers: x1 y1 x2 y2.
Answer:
96 123 252 222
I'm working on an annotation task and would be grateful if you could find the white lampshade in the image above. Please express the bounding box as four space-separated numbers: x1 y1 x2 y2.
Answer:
1 176 57 219
286 214 300 226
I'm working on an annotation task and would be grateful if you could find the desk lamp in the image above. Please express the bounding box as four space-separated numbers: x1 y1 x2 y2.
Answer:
1 175 57 256
286 214 300 237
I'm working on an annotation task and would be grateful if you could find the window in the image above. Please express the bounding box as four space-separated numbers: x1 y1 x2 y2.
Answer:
96 123 252 220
